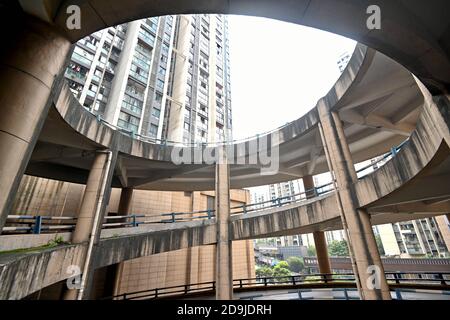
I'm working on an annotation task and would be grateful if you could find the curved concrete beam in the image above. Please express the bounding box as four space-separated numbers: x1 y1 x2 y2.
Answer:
0 220 216 300
356 84 450 209
40 0 450 93
37 44 423 191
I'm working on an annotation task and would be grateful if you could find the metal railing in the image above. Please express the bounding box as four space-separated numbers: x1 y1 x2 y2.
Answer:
105 271 450 300
85 105 293 148
3 140 407 235
304 256 450 268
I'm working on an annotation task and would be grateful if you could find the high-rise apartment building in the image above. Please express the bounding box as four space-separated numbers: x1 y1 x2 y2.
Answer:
64 14 232 144
55 14 249 297
337 51 351 73
359 156 449 257
378 218 449 257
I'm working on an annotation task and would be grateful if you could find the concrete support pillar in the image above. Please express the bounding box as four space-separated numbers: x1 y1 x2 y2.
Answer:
312 231 332 275
103 20 141 125
302 175 316 199
72 151 115 243
0 16 70 233
64 150 116 300
215 146 233 300
118 187 134 216
109 187 133 296
318 103 390 300
303 175 332 276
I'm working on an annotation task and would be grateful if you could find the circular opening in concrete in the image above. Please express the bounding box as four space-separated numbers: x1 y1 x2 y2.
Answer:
64 14 356 145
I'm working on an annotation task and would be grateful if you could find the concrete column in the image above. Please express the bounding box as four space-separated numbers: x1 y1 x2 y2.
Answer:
215 146 233 300
109 187 134 296
167 16 192 142
303 175 332 276
302 175 316 199
312 232 332 275
118 187 134 216
318 103 391 300
0 16 70 233
64 150 116 300
72 151 115 243
103 20 141 125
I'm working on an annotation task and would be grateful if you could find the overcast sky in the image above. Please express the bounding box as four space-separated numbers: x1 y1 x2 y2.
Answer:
228 15 356 140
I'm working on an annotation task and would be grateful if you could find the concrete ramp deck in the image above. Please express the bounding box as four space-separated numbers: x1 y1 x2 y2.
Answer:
2 107 450 300
2 39 450 299
30 44 425 191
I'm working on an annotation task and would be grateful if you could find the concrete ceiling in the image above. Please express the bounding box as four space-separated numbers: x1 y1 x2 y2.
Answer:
10 0 450 93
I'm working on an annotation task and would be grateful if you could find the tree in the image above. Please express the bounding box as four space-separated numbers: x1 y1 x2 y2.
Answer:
276 261 289 269
256 266 273 278
307 245 316 257
272 262 291 282
287 256 304 273
328 240 349 257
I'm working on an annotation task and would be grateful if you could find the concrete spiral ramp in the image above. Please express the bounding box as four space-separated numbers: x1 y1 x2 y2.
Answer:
1 43 450 299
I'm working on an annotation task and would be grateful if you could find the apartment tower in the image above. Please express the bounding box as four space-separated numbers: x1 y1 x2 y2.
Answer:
64 14 232 144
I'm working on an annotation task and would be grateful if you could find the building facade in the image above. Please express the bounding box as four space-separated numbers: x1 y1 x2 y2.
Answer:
337 51 351 73
378 219 449 257
64 14 232 144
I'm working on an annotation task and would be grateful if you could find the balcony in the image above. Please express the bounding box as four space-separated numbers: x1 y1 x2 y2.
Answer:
138 33 155 48
125 89 144 102
79 40 97 53
121 103 142 117
113 38 124 50
71 52 92 68
105 63 116 75
91 74 101 83
64 69 86 84
109 51 120 62
216 117 224 125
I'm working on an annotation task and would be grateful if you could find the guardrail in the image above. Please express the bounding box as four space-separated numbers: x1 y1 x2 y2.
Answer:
304 256 450 267
105 271 450 300
90 107 293 148
3 140 407 235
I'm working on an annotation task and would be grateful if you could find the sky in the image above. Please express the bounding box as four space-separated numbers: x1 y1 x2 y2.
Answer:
228 15 356 140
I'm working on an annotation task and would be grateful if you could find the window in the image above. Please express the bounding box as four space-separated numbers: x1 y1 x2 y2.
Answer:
161 43 169 56
122 93 143 115
144 17 158 33
216 66 223 77
155 93 163 103
125 81 145 100
149 124 158 137
158 66 166 77
163 31 171 44
139 27 155 46
72 46 93 66
152 108 161 119
156 79 165 92
118 111 140 133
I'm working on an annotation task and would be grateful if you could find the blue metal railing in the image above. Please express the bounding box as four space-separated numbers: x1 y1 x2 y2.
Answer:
104 271 450 300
